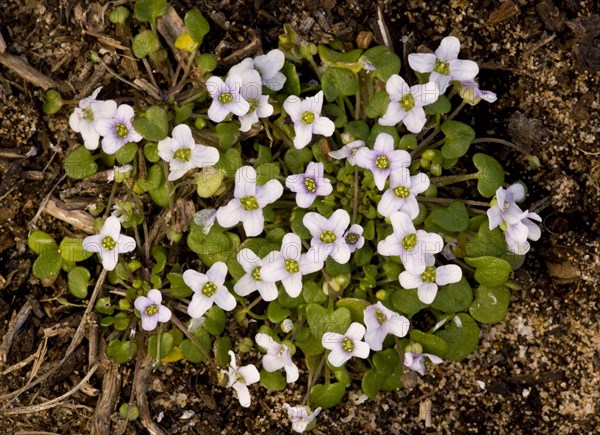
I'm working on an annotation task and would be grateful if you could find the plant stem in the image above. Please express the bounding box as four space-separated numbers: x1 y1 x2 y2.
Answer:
471 137 531 156
170 314 215 367
303 354 326 405
429 173 479 186
352 167 359 224
417 197 490 208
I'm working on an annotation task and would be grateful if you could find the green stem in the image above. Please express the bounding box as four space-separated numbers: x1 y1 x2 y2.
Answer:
303 354 326 405
417 197 490 208
429 173 479 186
103 182 119 218
471 137 531 156
351 167 359 224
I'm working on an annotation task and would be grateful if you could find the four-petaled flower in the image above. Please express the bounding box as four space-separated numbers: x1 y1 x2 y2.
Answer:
378 75 439 133
404 343 443 376
283 91 335 149
459 81 497 105
328 140 365 165
408 35 479 94
253 49 287 91
95 104 143 155
255 333 299 383
223 351 260 407
234 248 278 301
377 211 444 274
206 74 250 123
355 133 411 191
378 168 430 218
343 224 365 253
363 301 410 351
83 216 136 271
283 404 322 433
285 162 333 208
260 233 324 297
134 289 172 331
157 124 220 181
69 87 117 150
183 262 236 319
303 209 351 264
321 322 370 367
230 66 273 132
399 255 462 304
216 166 284 237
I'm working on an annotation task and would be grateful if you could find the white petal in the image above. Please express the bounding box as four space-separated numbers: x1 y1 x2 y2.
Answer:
417 282 438 304
293 123 313 149
216 200 243 228
412 82 440 107
398 195 419 220
306 91 324 115
385 74 409 102
409 173 430 194
311 117 335 137
345 322 366 341
188 294 213 318
101 251 119 271
233 274 257 296
141 316 158 331
234 166 257 198
364 328 387 351
302 212 329 238
295 191 316 208
507 183 526 202
257 282 278 301
385 315 410 338
435 36 460 61
157 305 172 323
233 383 252 407
424 353 444 364
282 275 303 298
321 332 343 350
262 354 285 372
255 333 280 353
377 235 402 257
237 248 259 272
229 98 251 117
206 76 225 98
330 209 351 236
101 216 122 240
283 96 303 121
171 124 193 146
213 287 236 311
378 102 405 126
117 235 137 254
399 271 423 289
352 341 371 359
242 210 265 237
260 258 289 282
206 262 228 285
191 145 220 167
372 168 390 191
390 211 416 237
487 207 503 229
327 349 351 367
284 362 299 383
435 265 462 286
408 53 436 73
402 107 427 134
329 241 351 264
256 180 284 206
449 59 479 82
83 235 103 253
208 101 230 123
299 254 324 275
183 269 209 293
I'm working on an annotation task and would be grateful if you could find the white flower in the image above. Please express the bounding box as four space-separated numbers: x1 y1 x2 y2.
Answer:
378 75 439 133
134 289 172 331
377 211 444 275
504 211 542 255
234 67 273 132
260 233 323 298
193 208 217 235
223 351 260 407
183 262 236 318
328 140 365 165
157 124 220 181
255 333 299 383
285 162 333 208
363 302 410 351
321 322 370 367
254 49 286 91
216 166 283 237
343 224 365 253
281 319 294 333
378 168 430 218
404 344 443 376
69 87 117 150
355 133 411 191
283 404 322 433
106 164 133 183
95 104 143 155
487 183 526 229
283 91 335 149
408 35 480 94
83 216 136 271
303 209 351 264
399 255 462 304
459 81 497 105
206 74 250 123
234 248 278 301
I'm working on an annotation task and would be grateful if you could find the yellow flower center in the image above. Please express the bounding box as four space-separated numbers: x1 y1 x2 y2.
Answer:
240 196 259 211
320 231 337 244
218 92 233 104
115 123 129 138
399 93 415 112
342 337 354 352
252 266 262 281
174 148 191 162
83 107 94 121
375 155 390 170
284 259 300 274
402 233 417 251
304 177 317 193
300 111 315 125
393 186 410 198
433 59 450 75
375 308 387 325
101 236 116 250
345 233 359 245
145 304 159 316
202 282 217 297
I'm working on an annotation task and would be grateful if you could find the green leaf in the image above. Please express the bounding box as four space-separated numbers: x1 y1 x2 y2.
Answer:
309 383 346 409
365 91 390 119
33 248 62 282
361 368 382 398
372 348 400 375
399 134 417 150
59 237 93 262
469 285 511 324
302 281 327 305
137 163 163 192
391 289 427 317
204 306 227 336
321 67 359 102
67 266 90 298
295 326 324 356
107 339 137 364
290 209 312 240
42 89 63 115
306 304 351 338
28 231 57 255
114 142 138 164
429 200 469 233
194 167 224 198
256 163 280 185
95 296 114 315
214 147 242 178
281 61 300 96
435 313 479 361
64 146 98 179
188 226 232 256
174 103 194 124
284 146 313 174
465 222 506 258
133 0 167 22
473 153 505 198
148 332 175 359
361 46 401 81
465 256 512 286
336 298 369 323
132 29 161 58
318 45 363 64
425 95 451 115
215 336 233 367
354 246 373 267
109 6 130 24
133 106 168 141
343 120 370 142
181 327 211 363
197 53 217 72
148 181 169 207
260 370 286 391
267 301 291 323
430 277 473 313
151 246 167 275
185 8 210 44
113 312 131 331
409 330 449 358
215 122 239 151
441 121 475 159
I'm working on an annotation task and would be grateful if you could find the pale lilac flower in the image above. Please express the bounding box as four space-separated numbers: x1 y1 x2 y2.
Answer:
459 81 497 105
134 289 172 331
157 124 220 181
343 224 365 253
283 91 335 149
83 216 136 271
404 344 443 376
260 233 323 298
206 74 250 123
223 351 260 407
303 209 351 264
285 162 333 208
378 75 439 133
283 404 322 433
328 140 365 165
69 87 117 150
487 183 526 230
363 301 410 351
95 104 143 155
183 262 236 319
378 168 430 218
377 211 444 275
254 49 287 91
193 208 217 235
216 166 284 237
504 211 542 255
399 255 462 304
408 35 479 94
234 248 278 301
355 133 411 191
234 68 273 132
321 322 370 367
106 164 133 183
255 333 299 383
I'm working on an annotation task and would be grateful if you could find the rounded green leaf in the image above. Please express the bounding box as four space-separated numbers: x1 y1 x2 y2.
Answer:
60 237 93 262
425 95 451 115
107 339 137 364
473 153 505 198
114 142 138 165
132 29 161 58
33 248 62 281
429 200 469 233
281 61 300 96
197 53 217 72
409 329 449 358
321 67 359 102
67 266 90 299
133 106 169 142
361 46 401 81
465 256 512 286
361 368 382 398
64 146 98 179
336 298 370 324
466 222 506 258
113 312 131 331
133 0 167 23
469 285 511 324
204 306 227 336
365 91 390 119
318 45 363 64
185 8 210 44
435 313 479 361
28 231 57 255
306 304 351 337
430 277 473 313
215 336 232 367
260 370 286 391
148 332 175 359
267 301 291 323
391 289 427 318
309 382 346 409
441 120 475 159
109 6 130 24
215 122 240 151
144 142 160 162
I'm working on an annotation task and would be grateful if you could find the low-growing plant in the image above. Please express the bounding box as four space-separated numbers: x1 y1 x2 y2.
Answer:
34 1 541 431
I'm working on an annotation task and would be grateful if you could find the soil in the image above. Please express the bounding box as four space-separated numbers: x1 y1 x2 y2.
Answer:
0 0 599 434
